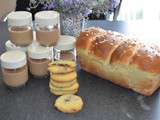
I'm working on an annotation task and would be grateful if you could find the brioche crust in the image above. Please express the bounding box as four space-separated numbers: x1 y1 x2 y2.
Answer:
76 27 160 96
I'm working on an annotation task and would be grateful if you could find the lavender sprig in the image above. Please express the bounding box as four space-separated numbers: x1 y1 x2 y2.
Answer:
27 0 121 16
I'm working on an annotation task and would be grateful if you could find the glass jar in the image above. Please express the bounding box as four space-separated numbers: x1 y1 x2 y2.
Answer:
0 51 28 88
27 45 51 77
7 11 33 47
5 40 27 52
35 11 60 47
54 35 76 61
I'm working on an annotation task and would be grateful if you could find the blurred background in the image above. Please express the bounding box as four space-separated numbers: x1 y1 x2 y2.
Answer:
0 0 120 21
1 0 160 21
1 0 160 36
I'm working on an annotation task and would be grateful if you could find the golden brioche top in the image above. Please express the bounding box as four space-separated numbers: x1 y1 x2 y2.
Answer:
76 27 160 74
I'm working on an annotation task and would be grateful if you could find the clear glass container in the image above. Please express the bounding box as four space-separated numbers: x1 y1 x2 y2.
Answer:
35 11 60 47
54 35 76 61
7 11 33 47
27 45 51 77
0 51 28 88
54 49 76 61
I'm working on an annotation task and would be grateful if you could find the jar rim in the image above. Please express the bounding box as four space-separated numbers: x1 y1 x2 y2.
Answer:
54 35 75 50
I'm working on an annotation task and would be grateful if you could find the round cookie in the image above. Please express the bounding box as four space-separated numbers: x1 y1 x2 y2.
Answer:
50 79 77 88
54 94 83 113
48 60 76 68
50 89 78 96
50 82 79 91
51 71 77 82
48 65 75 74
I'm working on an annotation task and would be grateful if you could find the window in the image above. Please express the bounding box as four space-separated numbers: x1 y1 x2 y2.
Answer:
118 0 160 21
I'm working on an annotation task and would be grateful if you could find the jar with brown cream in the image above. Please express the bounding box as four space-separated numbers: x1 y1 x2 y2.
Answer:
54 35 76 61
0 51 28 88
28 45 51 77
35 11 60 47
7 11 33 46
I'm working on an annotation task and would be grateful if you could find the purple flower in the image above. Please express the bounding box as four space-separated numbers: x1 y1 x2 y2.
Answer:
30 0 119 16
43 1 58 10
48 1 57 9
63 0 73 5
83 9 92 17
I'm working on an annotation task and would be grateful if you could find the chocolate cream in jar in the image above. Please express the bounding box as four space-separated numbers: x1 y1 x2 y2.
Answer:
54 35 76 61
27 45 51 77
7 11 33 47
35 11 60 47
0 51 28 88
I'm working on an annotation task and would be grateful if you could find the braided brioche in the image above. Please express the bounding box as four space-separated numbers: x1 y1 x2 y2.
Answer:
76 27 160 96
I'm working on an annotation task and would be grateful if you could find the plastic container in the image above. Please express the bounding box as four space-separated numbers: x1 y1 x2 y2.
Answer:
7 11 33 46
27 45 51 77
0 51 28 87
54 35 76 61
35 11 60 47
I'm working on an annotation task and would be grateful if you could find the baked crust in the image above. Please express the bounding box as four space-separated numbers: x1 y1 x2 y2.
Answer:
131 45 160 73
76 27 160 96
111 39 140 65
89 33 124 63
76 27 106 50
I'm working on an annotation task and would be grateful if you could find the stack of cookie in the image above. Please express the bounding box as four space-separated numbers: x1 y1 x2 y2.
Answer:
48 60 79 95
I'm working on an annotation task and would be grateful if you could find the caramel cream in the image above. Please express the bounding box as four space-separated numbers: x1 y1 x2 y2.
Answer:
35 11 60 47
2 65 28 87
36 27 60 47
54 35 76 61
0 51 28 87
27 45 51 77
9 26 33 46
28 58 50 77
55 51 75 61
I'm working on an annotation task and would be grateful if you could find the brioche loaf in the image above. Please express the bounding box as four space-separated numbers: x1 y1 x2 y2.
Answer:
76 27 160 96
